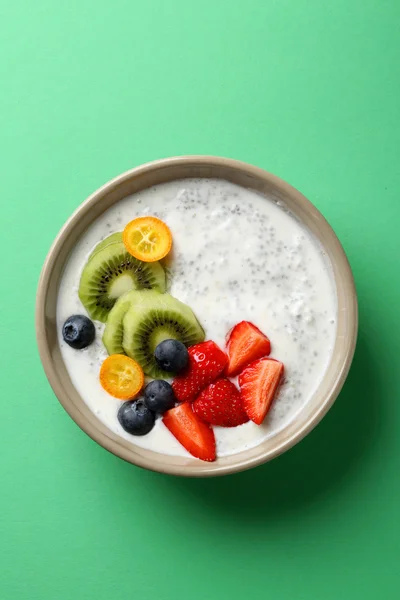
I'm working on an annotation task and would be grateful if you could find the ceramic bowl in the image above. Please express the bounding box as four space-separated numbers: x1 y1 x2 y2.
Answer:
36 156 358 477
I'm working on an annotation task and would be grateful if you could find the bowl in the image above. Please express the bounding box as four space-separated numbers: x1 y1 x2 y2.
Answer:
36 156 358 477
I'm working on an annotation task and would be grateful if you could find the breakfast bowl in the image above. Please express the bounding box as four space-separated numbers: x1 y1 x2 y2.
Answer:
36 156 358 477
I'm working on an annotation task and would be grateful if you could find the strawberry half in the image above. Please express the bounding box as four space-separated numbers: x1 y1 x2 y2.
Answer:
193 378 249 427
163 403 216 462
172 341 228 402
239 358 284 425
225 321 271 377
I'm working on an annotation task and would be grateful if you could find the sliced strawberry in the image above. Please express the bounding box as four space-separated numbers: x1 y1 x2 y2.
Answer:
225 321 271 376
239 358 284 425
172 341 228 402
193 378 249 427
163 403 216 462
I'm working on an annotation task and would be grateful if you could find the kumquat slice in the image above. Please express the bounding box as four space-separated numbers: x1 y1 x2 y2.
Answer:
100 354 144 400
123 216 172 262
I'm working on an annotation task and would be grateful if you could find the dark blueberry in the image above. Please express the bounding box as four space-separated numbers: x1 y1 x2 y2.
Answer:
154 339 189 373
144 380 176 413
117 400 155 436
62 315 95 349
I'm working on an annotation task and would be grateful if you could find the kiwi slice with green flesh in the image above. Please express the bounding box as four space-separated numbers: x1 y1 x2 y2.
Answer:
102 290 146 355
122 290 205 378
88 232 123 261
78 243 166 322
103 289 204 364
122 293 205 378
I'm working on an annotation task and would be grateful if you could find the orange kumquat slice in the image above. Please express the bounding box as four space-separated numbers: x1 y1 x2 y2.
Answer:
100 354 144 400
123 216 172 262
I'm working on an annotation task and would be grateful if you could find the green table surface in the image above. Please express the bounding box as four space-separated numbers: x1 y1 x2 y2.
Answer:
1 1 399 599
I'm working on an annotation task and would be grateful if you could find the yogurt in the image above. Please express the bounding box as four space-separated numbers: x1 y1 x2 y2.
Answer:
57 178 337 458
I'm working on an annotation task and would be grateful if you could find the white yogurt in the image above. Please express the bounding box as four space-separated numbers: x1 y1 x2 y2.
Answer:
57 179 337 458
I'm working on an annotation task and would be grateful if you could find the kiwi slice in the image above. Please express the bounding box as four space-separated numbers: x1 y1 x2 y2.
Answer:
102 290 144 354
122 290 205 378
103 289 168 355
88 232 123 261
78 243 166 322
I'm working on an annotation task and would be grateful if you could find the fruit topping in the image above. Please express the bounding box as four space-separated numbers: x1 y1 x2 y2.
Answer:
62 315 95 349
172 341 228 402
88 231 123 261
123 216 172 262
239 358 284 425
122 290 205 378
117 400 155 435
78 242 166 322
102 290 141 355
225 321 271 376
154 339 189 373
143 380 176 413
163 403 216 461
100 354 144 400
192 378 248 427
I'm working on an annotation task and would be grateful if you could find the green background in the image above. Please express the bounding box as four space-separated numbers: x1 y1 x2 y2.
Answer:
1 1 399 598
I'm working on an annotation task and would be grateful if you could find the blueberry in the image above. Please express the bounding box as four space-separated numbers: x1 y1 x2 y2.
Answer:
144 380 176 413
62 315 95 349
117 400 155 436
154 339 189 373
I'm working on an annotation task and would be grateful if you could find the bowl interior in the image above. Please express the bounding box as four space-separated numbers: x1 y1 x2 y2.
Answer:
36 156 357 477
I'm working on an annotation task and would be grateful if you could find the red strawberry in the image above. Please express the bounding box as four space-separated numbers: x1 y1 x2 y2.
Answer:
172 341 228 402
193 378 249 427
239 358 284 425
163 403 216 462
225 321 271 377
